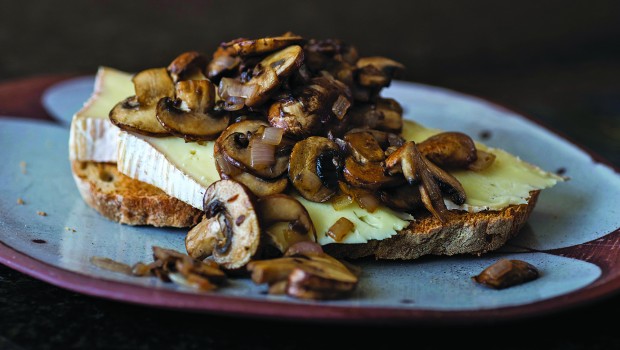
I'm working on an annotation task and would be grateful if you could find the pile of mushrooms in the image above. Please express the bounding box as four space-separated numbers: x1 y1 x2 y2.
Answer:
109 34 496 297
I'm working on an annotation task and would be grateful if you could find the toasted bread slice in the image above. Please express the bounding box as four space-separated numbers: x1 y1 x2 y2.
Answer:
71 161 202 227
324 191 539 259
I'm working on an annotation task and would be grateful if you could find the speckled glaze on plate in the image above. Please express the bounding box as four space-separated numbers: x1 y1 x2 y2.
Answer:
0 79 618 323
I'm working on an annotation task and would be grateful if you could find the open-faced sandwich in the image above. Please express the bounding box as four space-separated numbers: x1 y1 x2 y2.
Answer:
69 33 563 298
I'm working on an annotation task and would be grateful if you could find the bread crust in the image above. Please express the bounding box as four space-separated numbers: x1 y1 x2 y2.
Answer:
71 161 202 227
324 191 539 259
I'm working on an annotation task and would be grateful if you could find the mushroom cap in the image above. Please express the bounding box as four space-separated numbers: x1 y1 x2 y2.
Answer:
167 51 208 82
215 120 289 179
418 132 477 169
156 80 230 141
203 180 261 270
109 96 170 136
222 35 304 56
288 136 342 202
257 194 317 252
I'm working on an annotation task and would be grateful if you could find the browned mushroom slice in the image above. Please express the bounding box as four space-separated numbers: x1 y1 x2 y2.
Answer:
289 137 342 202
207 51 241 81
222 35 304 56
257 194 317 252
304 38 359 72
109 97 170 136
216 120 289 179
109 68 174 136
268 75 352 137
343 131 385 164
375 98 404 133
185 215 219 260
167 51 208 82
356 56 404 88
231 172 288 197
202 180 261 270
268 99 322 137
338 181 381 212
418 132 478 168
244 45 304 107
473 259 539 289
156 80 230 141
423 157 467 205
247 252 358 300
343 156 402 190
384 141 419 184
384 141 452 222
379 186 423 212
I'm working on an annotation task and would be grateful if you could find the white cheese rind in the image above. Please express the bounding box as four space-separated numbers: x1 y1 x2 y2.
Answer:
117 131 207 209
69 67 133 162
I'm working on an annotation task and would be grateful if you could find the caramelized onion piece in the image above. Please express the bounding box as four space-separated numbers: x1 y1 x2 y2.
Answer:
326 217 355 242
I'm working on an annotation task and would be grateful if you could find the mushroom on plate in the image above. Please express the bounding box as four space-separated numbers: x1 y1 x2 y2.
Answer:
201 180 261 270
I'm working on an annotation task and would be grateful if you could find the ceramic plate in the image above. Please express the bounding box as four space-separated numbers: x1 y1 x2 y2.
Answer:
1 79 618 323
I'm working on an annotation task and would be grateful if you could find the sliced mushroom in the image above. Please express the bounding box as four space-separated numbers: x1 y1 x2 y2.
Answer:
338 181 381 212
347 98 403 133
289 137 342 202
244 45 304 107
247 252 358 300
379 186 423 212
222 35 304 56
215 120 290 179
304 38 359 72
418 132 478 168
356 56 404 88
257 194 317 252
207 49 241 81
343 131 385 164
423 157 467 205
202 180 261 270
384 141 454 223
132 68 176 106
109 68 174 136
343 156 402 190
473 259 539 289
185 215 218 260
156 80 230 141
268 75 352 137
168 51 208 82
230 172 288 197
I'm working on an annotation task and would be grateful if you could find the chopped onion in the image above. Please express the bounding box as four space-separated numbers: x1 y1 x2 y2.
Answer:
261 127 284 145
331 193 353 211
331 95 351 120
284 241 324 256
218 77 258 99
355 193 380 213
250 139 276 169
326 217 355 242
468 149 496 171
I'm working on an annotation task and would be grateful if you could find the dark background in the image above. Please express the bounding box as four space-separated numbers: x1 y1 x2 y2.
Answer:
1 0 620 349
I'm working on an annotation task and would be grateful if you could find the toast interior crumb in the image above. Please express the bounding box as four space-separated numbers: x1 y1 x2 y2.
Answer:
37 211 47 216
19 161 27 174
17 198 24 205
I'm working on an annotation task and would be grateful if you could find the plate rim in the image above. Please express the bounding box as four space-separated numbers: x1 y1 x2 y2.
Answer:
3 79 620 323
